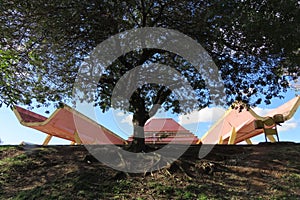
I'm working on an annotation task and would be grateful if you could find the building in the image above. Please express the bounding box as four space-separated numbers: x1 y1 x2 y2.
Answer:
127 118 199 144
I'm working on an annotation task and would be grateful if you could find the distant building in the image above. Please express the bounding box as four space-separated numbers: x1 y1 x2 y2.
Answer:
127 118 199 144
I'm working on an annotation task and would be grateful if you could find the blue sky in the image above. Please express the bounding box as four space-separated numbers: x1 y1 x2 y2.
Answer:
0 88 299 145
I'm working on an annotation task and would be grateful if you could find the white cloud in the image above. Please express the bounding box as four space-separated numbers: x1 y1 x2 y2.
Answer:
116 111 126 117
120 114 133 125
178 107 226 125
277 118 298 132
114 110 132 125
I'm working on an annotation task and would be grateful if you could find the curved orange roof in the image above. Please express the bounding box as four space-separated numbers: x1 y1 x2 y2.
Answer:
200 96 300 144
13 105 126 145
144 118 188 133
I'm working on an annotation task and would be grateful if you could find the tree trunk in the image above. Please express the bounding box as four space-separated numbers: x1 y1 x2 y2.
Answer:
128 86 170 152
129 107 150 152
131 122 146 152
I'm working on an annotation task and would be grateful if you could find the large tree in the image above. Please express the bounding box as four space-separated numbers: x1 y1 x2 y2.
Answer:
0 0 299 151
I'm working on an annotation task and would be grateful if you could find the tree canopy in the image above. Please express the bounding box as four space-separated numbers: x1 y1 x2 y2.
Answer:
0 0 299 149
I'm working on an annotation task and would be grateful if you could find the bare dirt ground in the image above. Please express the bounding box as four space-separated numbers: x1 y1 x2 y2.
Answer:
0 142 300 199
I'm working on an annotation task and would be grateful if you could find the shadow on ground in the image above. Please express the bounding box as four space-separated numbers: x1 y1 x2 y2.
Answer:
0 143 300 199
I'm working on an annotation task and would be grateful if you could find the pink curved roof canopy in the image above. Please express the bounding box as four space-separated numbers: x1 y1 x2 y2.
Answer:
200 96 300 144
13 105 126 145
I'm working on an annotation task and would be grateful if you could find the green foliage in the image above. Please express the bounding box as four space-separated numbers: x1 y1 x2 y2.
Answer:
0 153 36 181
147 182 211 199
0 0 298 132
197 194 210 200
0 153 28 167
14 187 44 200
282 173 300 188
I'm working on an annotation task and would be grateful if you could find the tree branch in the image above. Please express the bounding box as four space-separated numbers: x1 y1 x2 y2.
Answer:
148 86 172 118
